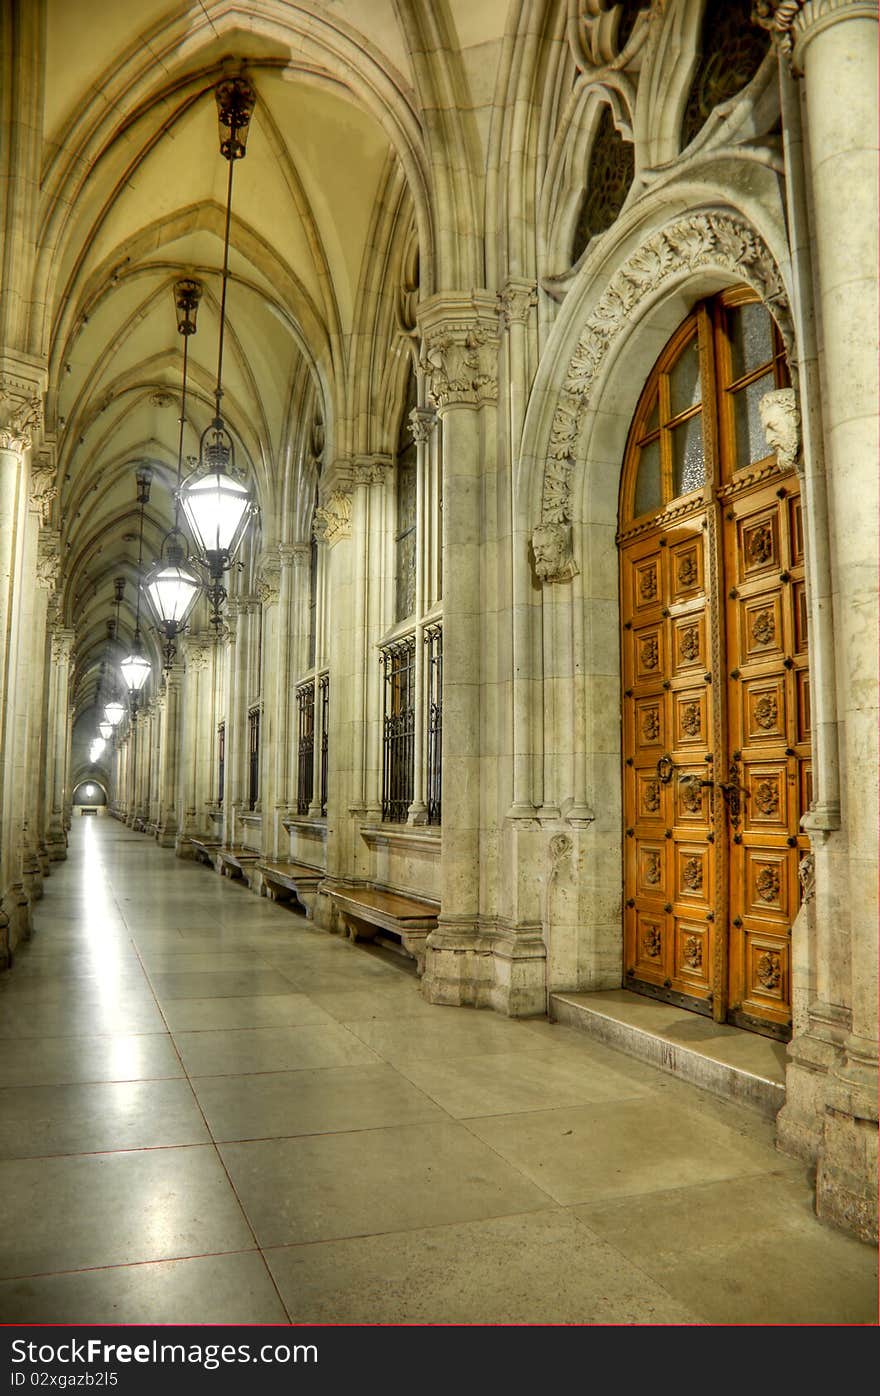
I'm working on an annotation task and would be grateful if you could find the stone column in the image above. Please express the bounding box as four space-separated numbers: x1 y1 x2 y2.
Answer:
0 371 43 959
256 553 281 855
314 484 354 889
176 635 211 855
45 626 74 857
757 0 879 1241
20 522 58 896
276 544 304 827
409 407 439 826
222 598 248 848
156 662 183 847
417 294 499 1007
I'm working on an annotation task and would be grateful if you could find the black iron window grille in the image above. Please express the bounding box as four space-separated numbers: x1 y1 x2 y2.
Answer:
247 706 260 810
425 623 442 825
217 722 225 805
296 681 315 815
319 671 329 816
381 636 416 823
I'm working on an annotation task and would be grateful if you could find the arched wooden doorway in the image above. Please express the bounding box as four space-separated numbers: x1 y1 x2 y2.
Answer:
619 287 809 1040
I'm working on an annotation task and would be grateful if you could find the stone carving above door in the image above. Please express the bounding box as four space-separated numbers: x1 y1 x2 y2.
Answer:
531 522 578 582
538 212 791 536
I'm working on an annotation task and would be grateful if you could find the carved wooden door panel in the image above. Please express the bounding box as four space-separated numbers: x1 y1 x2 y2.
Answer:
622 518 718 1010
721 469 807 1036
619 289 804 1039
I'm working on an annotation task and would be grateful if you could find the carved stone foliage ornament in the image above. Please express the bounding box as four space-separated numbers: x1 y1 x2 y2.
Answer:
313 491 353 547
0 377 43 455
539 213 791 531
531 522 579 582
420 319 498 410
758 387 801 474
408 407 437 445
750 1 875 75
798 851 815 904
498 280 538 329
36 529 61 592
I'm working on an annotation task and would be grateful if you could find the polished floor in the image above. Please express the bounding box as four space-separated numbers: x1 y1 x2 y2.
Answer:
0 818 875 1326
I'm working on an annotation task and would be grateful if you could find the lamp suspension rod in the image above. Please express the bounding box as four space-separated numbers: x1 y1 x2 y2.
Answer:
175 329 190 511
214 153 236 422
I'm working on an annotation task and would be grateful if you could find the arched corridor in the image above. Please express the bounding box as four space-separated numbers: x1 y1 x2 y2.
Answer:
0 0 877 1325
0 817 874 1323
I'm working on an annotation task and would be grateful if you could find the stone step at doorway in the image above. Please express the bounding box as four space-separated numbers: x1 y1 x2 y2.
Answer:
549 989 786 1119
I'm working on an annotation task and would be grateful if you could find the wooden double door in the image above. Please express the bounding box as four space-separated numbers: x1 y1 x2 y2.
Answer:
619 290 809 1039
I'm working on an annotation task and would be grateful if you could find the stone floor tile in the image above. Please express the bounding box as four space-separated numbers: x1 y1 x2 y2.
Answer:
220 1121 555 1247
149 967 300 1001
342 1010 567 1066
160 993 335 1032
0 1078 209 1159
193 1064 446 1141
0 1251 287 1324
465 1095 788 1206
172 1023 383 1075
0 1033 183 1088
265 1208 699 1325
0 1146 254 1278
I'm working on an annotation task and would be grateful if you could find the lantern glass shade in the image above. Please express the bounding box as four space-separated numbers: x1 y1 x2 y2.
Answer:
179 467 252 563
98 721 113 740
104 701 125 727
120 648 151 694
143 558 201 629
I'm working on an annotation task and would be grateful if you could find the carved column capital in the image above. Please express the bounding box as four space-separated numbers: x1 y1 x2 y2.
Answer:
50 626 76 664
313 489 353 546
0 371 44 456
408 406 438 444
255 550 281 606
498 278 538 329
417 293 500 411
181 634 211 672
29 448 58 523
353 454 393 486
752 0 878 74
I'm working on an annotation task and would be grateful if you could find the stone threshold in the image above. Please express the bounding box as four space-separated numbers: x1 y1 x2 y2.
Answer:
549 988 787 1119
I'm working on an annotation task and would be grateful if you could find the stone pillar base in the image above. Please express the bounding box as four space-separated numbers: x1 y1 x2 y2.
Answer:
422 923 546 1016
816 1038 879 1243
776 1002 850 1163
0 887 31 955
156 824 177 848
174 836 197 860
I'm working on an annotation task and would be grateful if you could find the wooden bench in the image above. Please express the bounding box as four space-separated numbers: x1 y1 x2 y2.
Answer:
190 837 221 868
216 846 261 884
326 884 439 975
253 861 323 918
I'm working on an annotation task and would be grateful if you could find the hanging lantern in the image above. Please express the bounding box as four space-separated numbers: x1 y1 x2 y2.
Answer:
98 721 113 740
119 643 151 695
104 701 125 727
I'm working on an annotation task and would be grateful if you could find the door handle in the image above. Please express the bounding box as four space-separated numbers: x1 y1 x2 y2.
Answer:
656 754 674 784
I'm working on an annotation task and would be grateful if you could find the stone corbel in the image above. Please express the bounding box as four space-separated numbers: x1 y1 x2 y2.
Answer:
182 635 211 673
50 626 75 665
29 448 58 524
418 294 500 411
531 522 579 583
313 490 353 546
36 528 62 592
759 387 802 476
